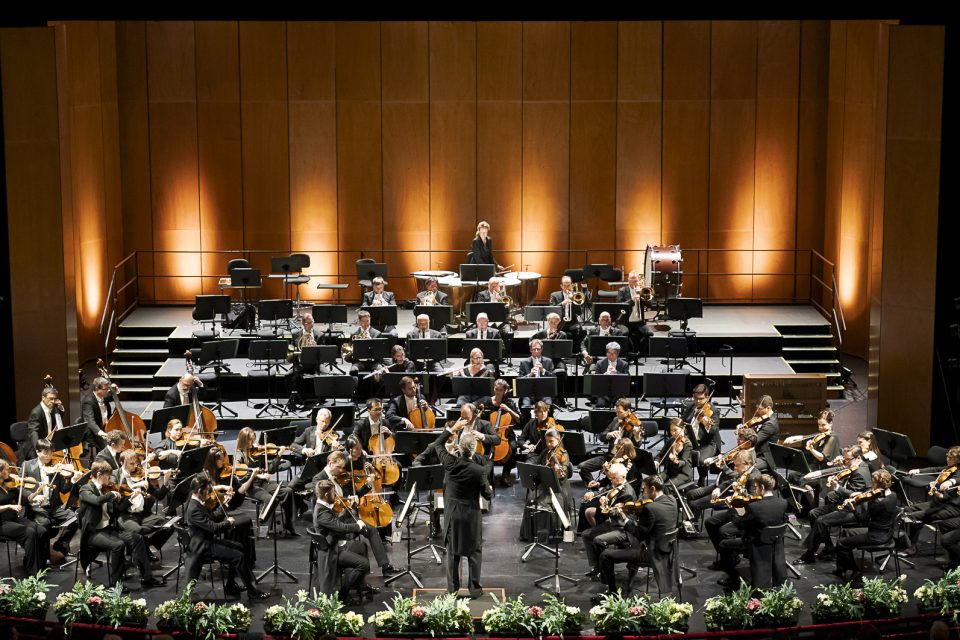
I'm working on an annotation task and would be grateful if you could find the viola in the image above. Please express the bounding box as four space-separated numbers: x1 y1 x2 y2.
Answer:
841 487 884 510
1 474 40 491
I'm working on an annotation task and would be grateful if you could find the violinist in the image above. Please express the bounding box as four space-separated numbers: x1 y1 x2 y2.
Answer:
738 395 779 473
577 398 640 484
834 469 898 584
519 428 573 542
493 388 532 488
24 384 67 461
582 463 637 582
903 446 960 554
716 474 788 589
77 460 165 588
0 459 48 574
784 410 842 513
655 418 693 487
112 449 175 560
147 418 187 469
684 384 721 477
94 431 128 471
184 474 270 600
291 408 336 466
685 428 759 521
704 451 762 561
202 446 261 565
22 439 80 559
587 342 630 408
797 445 870 564
595 476 678 601
234 427 299 537
312 479 377 603
453 348 495 406
386 376 434 431
857 431 886 472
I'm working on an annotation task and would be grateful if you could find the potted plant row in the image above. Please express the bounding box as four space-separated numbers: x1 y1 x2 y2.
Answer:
811 575 908 623
703 581 804 631
53 582 148 634
153 581 251 640
915 567 960 615
589 590 693 635
480 593 583 638
0 569 51 620
369 592 473 637
263 590 364 639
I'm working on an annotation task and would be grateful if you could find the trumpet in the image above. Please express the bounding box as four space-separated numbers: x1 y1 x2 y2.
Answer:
340 338 354 362
424 290 436 306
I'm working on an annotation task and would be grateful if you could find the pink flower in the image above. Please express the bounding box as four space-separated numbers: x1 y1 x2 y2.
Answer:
307 608 321 617
0 585 9 594
628 606 647 617
855 590 864 600
86 596 102 605
746 598 761 612
195 602 207 611
527 606 544 618
411 606 427 619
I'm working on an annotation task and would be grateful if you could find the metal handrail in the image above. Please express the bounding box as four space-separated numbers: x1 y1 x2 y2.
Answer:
832 273 847 332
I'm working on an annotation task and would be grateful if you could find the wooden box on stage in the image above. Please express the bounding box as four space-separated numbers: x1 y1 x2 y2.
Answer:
742 373 828 436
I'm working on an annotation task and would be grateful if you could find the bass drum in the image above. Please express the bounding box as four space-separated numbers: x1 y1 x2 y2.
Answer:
643 245 682 299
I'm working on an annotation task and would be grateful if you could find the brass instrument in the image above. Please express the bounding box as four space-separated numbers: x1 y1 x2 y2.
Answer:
340 338 354 362
635 278 654 302
570 282 586 305
500 294 513 307
424 290 436 306
287 328 316 363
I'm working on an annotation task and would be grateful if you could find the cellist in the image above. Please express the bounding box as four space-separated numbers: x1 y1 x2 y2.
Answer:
500 400 549 488
483 379 521 487
385 376 435 431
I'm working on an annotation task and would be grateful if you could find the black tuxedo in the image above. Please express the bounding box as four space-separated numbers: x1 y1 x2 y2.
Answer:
517 356 556 378
405 328 446 340
0 485 46 574
361 291 397 306
598 493 679 594
78 480 153 584
94 447 122 471
729 495 789 588
23 403 66 461
752 415 780 472
589 357 630 375
184 497 257 590
312 501 368 594
465 326 501 341
582 482 639 568
80 392 114 452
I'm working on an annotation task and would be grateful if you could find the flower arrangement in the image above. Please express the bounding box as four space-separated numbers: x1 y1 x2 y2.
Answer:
101 583 149 628
369 592 473 636
53 581 108 630
0 569 51 619
480 593 581 638
915 567 960 614
194 601 252 640
263 590 364 638
751 582 804 627
703 580 758 631
154 580 201 631
812 576 909 621
589 591 691 635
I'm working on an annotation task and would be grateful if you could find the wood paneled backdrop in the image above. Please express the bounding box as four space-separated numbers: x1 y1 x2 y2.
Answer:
114 20 831 308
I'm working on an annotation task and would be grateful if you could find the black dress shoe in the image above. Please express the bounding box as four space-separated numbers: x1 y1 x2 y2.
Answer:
381 564 398 577
362 584 382 596
283 527 301 538
584 569 601 581
795 553 817 565
147 550 161 563
224 582 244 597
248 588 271 601
817 548 836 560
717 575 739 588
141 576 166 589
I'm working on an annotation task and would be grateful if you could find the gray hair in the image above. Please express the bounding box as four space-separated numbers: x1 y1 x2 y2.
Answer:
544 428 560 440
315 408 332 426
608 462 627 479
458 431 478 459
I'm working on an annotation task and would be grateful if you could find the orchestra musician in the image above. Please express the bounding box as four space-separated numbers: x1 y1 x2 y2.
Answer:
704 450 763 563
833 469 898 585
147 418 189 470
578 398 643 484
549 275 590 344
450 403 501 466
587 342 630 408
432 423 493 598
372 345 417 382
81 377 118 456
716 474 788 589
519 428 573 542
416 277 449 306
234 427 299 537
582 462 638 581
162 372 204 409
475 277 504 303
595 475 679 600
286 314 326 404
312 478 379 603
685 427 759 521
857 431 886 472
453 348 495 406
468 220 503 269
465 312 501 341
184 474 270 600
94 431 129 471
351 399 403 490
797 444 871 564
77 460 165 588
487 383 525 487
202 445 261 566
112 449 175 560
683 384 721 479
903 446 960 554
655 417 693 487
783 409 842 513
616 271 654 354
384 376 434 431
578 438 640 533
22 439 80 559
24 384 67 462
738 395 779 473
580 311 628 366
406 313 446 341
517 339 556 407
362 276 397 307
348 310 383 377
0 459 49 574
532 312 569 342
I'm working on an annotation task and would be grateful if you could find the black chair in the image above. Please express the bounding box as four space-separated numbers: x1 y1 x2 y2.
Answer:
0 535 15 575
627 526 681 598
355 258 376 293
172 524 225 598
227 258 250 274
563 268 585 283
9 422 29 465
858 507 914 574
750 522 789 589
286 253 312 313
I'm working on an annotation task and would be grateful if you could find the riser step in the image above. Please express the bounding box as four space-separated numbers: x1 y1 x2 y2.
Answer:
773 324 832 335
117 326 175 338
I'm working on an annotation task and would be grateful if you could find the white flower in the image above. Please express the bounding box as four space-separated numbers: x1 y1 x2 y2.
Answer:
589 605 603 617
134 598 147 606
566 605 579 615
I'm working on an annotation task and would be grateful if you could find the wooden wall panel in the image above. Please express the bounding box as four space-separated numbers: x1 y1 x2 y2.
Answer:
196 21 241 295
288 22 337 301
98 22 124 312
146 21 200 303
796 21 829 276
1 27 73 417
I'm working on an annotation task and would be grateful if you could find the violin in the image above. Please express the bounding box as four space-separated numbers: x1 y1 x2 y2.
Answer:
930 466 958 496
709 440 752 469
204 486 230 515
174 434 215 448
546 444 569 481
332 494 358 515
1 474 40 491
599 485 624 514
317 429 342 452
618 499 653 515
219 462 255 479
735 412 767 435
250 443 287 459
536 417 563 432
101 478 137 498
726 494 763 509
841 487 884 510
830 467 854 486
693 402 714 429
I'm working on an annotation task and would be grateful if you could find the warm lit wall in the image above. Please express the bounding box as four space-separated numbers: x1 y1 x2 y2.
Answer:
115 20 831 304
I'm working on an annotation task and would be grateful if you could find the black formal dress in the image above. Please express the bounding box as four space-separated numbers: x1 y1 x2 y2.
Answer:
469 236 495 265
0 485 46 574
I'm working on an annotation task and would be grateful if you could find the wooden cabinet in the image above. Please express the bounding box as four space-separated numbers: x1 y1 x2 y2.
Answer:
742 373 828 436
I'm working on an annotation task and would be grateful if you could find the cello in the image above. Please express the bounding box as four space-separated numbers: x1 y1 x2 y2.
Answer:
368 420 401 487
490 403 513 464
184 352 217 436
96 359 149 454
407 379 436 431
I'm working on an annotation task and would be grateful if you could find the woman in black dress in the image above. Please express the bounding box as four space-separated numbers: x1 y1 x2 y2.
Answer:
469 220 501 269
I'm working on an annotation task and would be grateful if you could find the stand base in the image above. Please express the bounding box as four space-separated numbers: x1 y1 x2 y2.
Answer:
533 572 579 593
209 402 238 418
521 541 558 562
410 543 444 563
384 567 424 588
255 564 299 584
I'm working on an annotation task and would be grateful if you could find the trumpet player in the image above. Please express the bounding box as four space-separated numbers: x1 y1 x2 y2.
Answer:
416 277 449 306
580 311 627 366
475 276 505 303
616 271 654 354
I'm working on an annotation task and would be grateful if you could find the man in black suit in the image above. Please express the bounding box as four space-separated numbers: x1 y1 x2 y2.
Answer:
312 478 376 600
22 439 81 557
582 462 638 581
588 342 630 408
94 431 127 471
77 460 165 588
433 423 493 598
465 312 501 341
405 314 446 341
577 398 642 484
349 310 384 379
683 384 722 481
596 475 679 597
549 275 590 344
385 376 435 431
797 445 872 564
112 449 175 558
717 474 789 589
742 395 779 473
475 277 505 303
516 339 556 407
416 277 449 306
23 385 67 462
834 469 899 585
184 474 270 600
580 311 628 366
352 398 401 447
80 376 123 457
705 450 764 558
162 373 203 409
616 271 654 354
362 276 396 307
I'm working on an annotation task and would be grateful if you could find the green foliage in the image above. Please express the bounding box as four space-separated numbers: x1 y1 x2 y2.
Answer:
153 580 201 630
53 581 108 631
915 567 960 615
590 590 692 634
369 591 472 636
0 569 51 618
263 590 364 639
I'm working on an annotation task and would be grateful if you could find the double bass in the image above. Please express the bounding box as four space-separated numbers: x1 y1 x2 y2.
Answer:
96 359 148 454
184 352 217 436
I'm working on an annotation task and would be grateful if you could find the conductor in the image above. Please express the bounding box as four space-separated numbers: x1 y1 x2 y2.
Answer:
434 423 493 598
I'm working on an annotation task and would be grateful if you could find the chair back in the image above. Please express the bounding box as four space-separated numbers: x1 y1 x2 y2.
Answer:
227 258 250 274
9 422 29 443
290 253 311 270
659 526 679 554
758 522 789 545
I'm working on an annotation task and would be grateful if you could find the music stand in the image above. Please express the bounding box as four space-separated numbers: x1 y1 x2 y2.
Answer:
256 482 298 584
518 462 561 560
643 372 688 416
161 473 198 579
362 305 398 332
248 339 289 417
461 338 503 364
311 304 348 335
533 487 579 594
261 425 296 482
352 338 392 364
466 302 507 325
584 374 630 402
873 428 918 465
649 335 697 372
387 464 446 586
586 335 630 359
198 339 239 417
559 430 587 458
176 444 215 479
358 262 387 285
50 423 87 464
194 295 231 336
379 372 412 398
312 375 357 406
666 298 702 335
407 338 448 367
588 409 617 435
413 305 453 331
514 377 558 406
541 339 573 362
524 306 562 333
459 263 495 284
258 299 293 335
300 345 341 375
451 377 494 400
149 404 190 437
230 268 262 298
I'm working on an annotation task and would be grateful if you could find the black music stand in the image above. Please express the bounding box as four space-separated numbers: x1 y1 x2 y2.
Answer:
255 482 298 584
311 304 348 336
873 428 918 465
230 267 262 307
312 375 357 407
459 263 495 284
259 299 293 335
301 344 343 376
586 335 630 359
462 339 503 364
666 298 703 336
261 426 296 482
50 423 86 463
643 371 688 417
198 339 239 417
515 377 558 407
524 306 562 333
518 462 562 561
649 335 697 372
160 473 198 579
149 405 190 436
194 295 231 336
248 339 289 417
466 302 508 325
559 430 587 458
387 464 446 586
176 444 215 479
533 486 579 594
362 305 398 333
584 374 630 405
451 377 494 401
380 372 413 398
588 409 617 435
352 338 392 366
413 305 453 331
407 338 448 369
